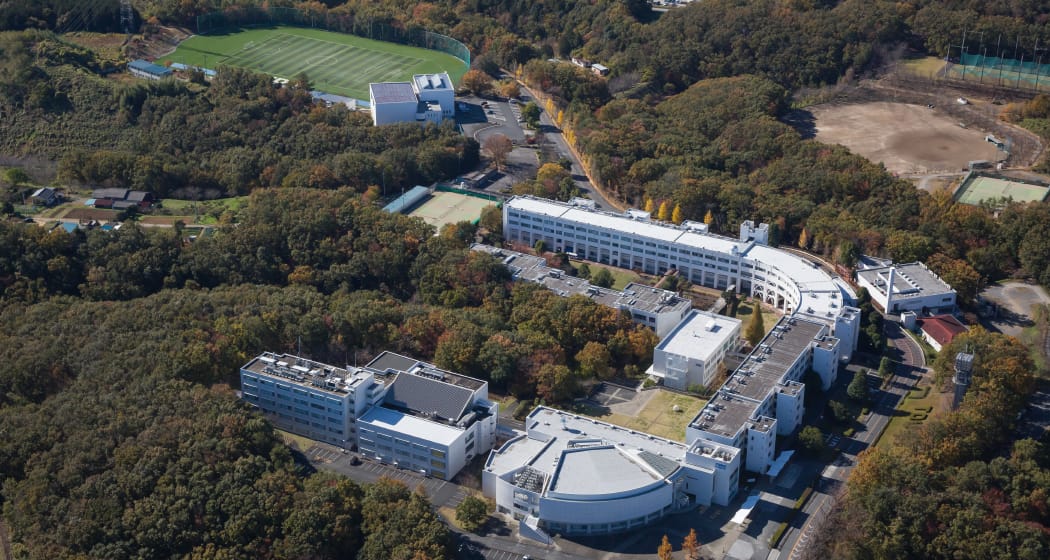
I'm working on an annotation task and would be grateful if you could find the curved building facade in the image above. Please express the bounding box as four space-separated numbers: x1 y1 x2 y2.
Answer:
483 407 739 536
501 196 859 359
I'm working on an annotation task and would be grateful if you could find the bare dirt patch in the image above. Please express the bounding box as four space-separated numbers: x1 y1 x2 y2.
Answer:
63 208 120 221
809 102 1007 175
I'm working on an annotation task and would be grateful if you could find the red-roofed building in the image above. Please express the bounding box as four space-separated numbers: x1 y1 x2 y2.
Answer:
917 314 968 352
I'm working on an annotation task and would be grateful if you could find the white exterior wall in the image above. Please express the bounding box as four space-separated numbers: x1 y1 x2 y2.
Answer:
416 88 454 117
357 420 464 481
774 387 804 436
651 311 741 390
921 331 945 352
739 220 769 245
502 199 855 343
240 368 357 448
856 269 957 315
417 105 443 124
649 306 692 339
538 483 674 534
834 307 861 361
684 445 740 506
745 420 777 474
371 100 419 126
811 339 840 390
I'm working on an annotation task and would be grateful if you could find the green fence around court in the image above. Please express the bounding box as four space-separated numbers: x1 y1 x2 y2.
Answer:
196 7 469 68
956 52 1050 89
435 185 502 203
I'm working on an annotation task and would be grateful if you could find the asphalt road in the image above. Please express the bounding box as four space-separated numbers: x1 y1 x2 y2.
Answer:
516 84 620 212
783 322 927 560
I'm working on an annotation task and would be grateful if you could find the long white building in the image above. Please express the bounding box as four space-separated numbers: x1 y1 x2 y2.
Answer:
240 351 497 480
502 196 860 360
687 316 838 475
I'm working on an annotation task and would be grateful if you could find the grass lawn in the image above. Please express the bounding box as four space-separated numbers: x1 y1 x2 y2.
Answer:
275 429 316 452
160 196 249 212
161 26 466 100
901 56 946 77
579 389 705 442
735 300 780 338
579 261 641 291
876 382 944 450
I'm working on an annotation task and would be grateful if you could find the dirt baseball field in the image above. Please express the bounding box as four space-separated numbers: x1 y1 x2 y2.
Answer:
809 102 1007 175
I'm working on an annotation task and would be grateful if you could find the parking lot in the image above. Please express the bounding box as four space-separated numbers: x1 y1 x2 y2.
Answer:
304 443 450 497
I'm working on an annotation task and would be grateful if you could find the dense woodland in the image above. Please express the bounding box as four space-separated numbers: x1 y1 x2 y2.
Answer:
2 1 1050 558
812 329 1050 559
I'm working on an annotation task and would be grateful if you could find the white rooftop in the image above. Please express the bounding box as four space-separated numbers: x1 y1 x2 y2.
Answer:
413 72 453 91
486 407 688 495
656 309 740 361
358 405 464 447
505 196 857 315
549 446 662 498
744 244 855 317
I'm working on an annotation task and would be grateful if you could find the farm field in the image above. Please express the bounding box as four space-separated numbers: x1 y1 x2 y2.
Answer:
161 26 466 100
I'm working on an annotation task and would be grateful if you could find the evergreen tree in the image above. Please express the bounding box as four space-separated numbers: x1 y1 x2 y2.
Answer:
847 368 868 401
745 305 765 346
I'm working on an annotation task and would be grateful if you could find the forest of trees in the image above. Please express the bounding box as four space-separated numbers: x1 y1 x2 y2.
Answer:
812 329 1050 559
0 31 477 200
3 0 1050 558
0 188 660 557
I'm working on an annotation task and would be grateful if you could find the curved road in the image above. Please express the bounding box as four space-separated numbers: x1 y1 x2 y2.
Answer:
784 322 927 560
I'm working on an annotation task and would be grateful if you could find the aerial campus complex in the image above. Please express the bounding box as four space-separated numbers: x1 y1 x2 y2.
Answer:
239 196 954 539
471 196 865 537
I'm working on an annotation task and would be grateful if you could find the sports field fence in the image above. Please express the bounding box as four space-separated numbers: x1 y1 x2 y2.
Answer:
196 7 469 69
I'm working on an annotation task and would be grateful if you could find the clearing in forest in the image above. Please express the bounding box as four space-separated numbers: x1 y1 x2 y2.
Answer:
161 26 465 100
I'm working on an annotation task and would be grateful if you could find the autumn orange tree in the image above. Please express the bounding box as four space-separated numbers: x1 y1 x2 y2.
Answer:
657 535 673 560
682 528 700 559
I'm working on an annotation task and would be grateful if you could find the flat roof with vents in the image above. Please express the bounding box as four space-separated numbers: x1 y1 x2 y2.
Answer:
656 309 741 362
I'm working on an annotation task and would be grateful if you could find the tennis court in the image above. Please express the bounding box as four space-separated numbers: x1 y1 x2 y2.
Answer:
407 191 495 230
161 26 465 99
956 175 1050 205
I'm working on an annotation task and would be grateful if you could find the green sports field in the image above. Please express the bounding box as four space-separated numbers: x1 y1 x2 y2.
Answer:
161 26 466 100
956 175 1050 205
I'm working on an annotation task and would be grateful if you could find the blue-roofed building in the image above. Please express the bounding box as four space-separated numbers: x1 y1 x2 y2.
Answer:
169 62 217 78
382 186 431 214
309 91 359 110
128 59 173 81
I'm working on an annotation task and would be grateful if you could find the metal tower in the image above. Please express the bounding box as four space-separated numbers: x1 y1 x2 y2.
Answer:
952 352 974 410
